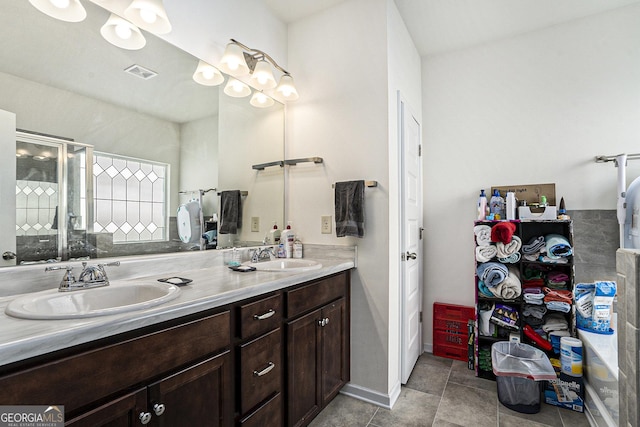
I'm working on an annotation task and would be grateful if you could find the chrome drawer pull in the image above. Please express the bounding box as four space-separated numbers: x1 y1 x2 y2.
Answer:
253 309 275 320
253 361 275 377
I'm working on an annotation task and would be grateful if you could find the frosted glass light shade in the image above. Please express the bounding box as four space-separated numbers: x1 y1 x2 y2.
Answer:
219 43 250 76
29 0 86 22
100 14 146 50
276 74 299 101
124 0 172 34
250 60 277 90
224 78 251 98
193 60 224 86
250 92 275 108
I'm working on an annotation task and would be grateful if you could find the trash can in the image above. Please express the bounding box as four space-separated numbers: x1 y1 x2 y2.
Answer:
491 342 556 414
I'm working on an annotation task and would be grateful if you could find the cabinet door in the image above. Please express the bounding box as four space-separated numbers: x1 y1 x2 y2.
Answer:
65 388 147 427
148 352 231 427
286 308 322 427
320 298 348 405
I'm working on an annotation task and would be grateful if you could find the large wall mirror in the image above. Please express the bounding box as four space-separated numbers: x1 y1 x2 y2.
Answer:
0 1 284 266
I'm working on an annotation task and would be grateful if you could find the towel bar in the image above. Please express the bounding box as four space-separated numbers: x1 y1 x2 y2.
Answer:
332 181 378 188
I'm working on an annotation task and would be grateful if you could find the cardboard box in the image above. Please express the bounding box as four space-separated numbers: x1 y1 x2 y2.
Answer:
492 183 556 207
543 372 584 413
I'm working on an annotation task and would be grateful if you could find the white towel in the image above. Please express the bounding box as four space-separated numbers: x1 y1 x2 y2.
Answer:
475 245 497 262
491 266 522 300
474 225 492 246
497 235 522 258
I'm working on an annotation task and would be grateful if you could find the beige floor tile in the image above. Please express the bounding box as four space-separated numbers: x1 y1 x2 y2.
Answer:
308 394 378 427
405 359 451 397
448 360 497 393
434 382 498 427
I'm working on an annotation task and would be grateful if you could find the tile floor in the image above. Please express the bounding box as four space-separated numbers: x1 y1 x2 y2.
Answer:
309 353 590 427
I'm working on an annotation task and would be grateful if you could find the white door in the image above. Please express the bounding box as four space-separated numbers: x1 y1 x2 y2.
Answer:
400 97 423 383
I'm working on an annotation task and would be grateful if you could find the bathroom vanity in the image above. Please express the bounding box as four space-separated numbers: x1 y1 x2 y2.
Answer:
0 249 354 427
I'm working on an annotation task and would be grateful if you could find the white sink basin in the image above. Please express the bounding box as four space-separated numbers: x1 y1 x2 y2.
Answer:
5 282 181 320
247 259 322 272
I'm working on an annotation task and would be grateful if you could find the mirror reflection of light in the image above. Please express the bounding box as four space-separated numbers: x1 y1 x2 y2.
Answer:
50 0 70 9
115 22 132 40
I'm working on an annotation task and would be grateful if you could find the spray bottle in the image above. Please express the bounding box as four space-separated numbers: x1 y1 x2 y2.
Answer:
477 190 488 220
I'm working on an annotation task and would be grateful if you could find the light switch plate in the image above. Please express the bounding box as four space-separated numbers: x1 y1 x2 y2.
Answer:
251 217 260 232
321 216 332 234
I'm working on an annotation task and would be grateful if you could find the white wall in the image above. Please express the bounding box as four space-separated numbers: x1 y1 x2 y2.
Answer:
287 0 394 403
421 4 640 346
0 109 17 267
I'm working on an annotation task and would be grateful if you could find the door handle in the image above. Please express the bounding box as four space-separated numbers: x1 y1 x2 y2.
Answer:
405 251 417 260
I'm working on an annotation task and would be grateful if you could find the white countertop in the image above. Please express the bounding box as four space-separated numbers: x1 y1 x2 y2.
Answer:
0 254 354 368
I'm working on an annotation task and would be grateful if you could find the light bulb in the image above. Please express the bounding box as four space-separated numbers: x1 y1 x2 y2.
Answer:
115 22 132 40
139 8 157 24
202 67 215 80
50 0 70 8
232 81 244 93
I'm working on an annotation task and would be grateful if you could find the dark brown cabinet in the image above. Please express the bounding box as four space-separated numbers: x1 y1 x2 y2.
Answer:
285 273 350 427
0 270 351 427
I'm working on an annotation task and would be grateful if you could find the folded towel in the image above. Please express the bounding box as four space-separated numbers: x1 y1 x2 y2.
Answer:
497 235 522 258
539 255 569 264
475 245 497 262
543 287 573 304
545 234 572 259
545 301 571 313
542 313 569 332
476 262 508 288
491 222 516 244
523 304 547 319
474 225 492 246
491 266 521 300
219 190 242 234
335 180 365 238
522 236 545 254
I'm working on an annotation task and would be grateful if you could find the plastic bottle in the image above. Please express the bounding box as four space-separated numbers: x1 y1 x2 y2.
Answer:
505 192 516 220
477 190 488 220
269 222 281 244
489 189 504 220
293 236 303 259
280 222 294 258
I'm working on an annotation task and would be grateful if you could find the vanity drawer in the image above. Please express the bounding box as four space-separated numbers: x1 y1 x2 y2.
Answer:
286 272 348 319
239 328 282 414
238 293 282 339
239 392 282 427
0 310 230 414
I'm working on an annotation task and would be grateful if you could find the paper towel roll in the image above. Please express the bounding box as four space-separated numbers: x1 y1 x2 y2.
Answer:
177 201 201 243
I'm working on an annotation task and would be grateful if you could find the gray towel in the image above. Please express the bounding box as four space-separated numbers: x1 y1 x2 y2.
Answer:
334 180 365 238
219 190 242 234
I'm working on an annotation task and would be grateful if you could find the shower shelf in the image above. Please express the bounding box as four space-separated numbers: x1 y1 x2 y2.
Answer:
252 157 324 170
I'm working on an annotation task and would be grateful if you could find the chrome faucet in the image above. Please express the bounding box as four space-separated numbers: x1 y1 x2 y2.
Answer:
46 261 120 292
250 247 276 263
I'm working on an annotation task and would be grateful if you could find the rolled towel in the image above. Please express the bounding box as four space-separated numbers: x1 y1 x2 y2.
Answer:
498 253 521 264
475 245 497 262
497 235 522 258
491 266 522 300
477 280 495 298
476 262 508 288
490 221 516 244
474 225 492 246
545 234 572 259
522 236 545 254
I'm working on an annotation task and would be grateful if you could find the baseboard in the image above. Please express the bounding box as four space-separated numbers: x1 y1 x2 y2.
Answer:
340 381 402 409
424 342 433 353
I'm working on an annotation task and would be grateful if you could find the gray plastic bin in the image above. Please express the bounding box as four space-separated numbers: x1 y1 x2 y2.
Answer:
491 342 556 414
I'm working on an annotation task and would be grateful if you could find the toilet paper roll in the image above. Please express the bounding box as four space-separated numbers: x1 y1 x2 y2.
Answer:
560 337 583 376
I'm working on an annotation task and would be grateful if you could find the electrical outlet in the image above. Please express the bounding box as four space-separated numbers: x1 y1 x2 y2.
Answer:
321 216 332 234
251 217 260 232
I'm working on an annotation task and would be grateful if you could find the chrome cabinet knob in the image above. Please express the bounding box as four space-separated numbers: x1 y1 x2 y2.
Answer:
153 403 165 416
139 412 152 424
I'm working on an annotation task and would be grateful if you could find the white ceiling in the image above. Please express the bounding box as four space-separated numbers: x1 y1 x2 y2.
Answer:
266 0 640 56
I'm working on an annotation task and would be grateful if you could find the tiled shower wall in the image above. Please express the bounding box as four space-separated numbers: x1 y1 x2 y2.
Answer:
569 209 619 283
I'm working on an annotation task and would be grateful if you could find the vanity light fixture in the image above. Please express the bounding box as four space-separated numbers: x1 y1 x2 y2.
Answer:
224 78 252 98
29 0 87 22
221 39 299 101
219 42 251 76
193 60 224 86
124 0 172 35
100 13 146 50
250 91 275 108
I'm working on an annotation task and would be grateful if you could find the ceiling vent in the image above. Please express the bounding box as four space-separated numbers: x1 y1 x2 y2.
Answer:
124 64 158 80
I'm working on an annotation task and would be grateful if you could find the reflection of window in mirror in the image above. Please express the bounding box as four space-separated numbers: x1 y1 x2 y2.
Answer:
93 152 168 243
